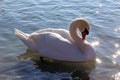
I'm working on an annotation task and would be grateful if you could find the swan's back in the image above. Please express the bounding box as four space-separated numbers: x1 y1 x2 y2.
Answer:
30 28 71 41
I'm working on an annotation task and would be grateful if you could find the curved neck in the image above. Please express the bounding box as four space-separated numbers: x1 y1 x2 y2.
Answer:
69 24 85 51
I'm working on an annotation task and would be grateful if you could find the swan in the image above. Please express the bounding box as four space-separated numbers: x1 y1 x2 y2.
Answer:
15 18 96 62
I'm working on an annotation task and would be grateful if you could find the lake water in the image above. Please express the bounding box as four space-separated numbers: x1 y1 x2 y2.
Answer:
0 0 120 80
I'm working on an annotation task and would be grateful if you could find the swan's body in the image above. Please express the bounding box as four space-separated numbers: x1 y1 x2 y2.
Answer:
15 18 96 62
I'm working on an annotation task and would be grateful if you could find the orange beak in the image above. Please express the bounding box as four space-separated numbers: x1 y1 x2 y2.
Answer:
82 32 87 40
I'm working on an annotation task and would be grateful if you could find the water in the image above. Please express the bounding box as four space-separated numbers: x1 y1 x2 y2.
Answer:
0 0 120 80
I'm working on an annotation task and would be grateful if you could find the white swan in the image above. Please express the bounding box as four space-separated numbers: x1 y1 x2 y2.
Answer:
15 18 96 62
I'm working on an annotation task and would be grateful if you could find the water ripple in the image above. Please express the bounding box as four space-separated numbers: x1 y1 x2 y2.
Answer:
0 0 120 80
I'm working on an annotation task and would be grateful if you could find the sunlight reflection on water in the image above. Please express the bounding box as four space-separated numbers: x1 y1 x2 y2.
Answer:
115 43 119 48
98 4 102 7
96 58 101 64
91 41 100 47
112 42 120 66
112 60 117 64
91 41 101 64
0 0 120 79
112 72 120 80
95 11 99 14
112 50 120 59
114 27 120 32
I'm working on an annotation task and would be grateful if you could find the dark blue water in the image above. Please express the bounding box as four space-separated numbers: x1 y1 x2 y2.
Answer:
0 0 120 80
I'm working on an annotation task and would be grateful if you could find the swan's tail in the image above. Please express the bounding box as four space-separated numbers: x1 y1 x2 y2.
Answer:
14 28 37 51
14 28 29 40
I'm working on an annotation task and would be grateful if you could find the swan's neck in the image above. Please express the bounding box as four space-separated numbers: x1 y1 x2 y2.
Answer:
69 25 85 51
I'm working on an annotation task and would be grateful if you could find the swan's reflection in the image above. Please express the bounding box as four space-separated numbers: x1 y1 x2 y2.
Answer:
17 49 96 80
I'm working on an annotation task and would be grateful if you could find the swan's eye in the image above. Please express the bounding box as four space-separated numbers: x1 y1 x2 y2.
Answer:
82 28 89 35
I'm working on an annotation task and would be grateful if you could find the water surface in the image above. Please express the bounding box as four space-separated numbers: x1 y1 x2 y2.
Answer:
0 0 120 80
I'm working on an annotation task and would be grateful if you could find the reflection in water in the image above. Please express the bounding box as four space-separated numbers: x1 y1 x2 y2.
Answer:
113 39 120 64
115 43 119 48
111 39 120 80
114 27 120 32
95 11 99 14
17 49 96 80
113 50 120 59
91 41 100 47
98 4 102 7
90 41 101 65
112 72 120 80
112 60 116 64
96 58 101 64
112 49 120 66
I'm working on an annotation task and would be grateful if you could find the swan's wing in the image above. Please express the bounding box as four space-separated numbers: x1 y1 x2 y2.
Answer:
31 28 71 41
30 32 86 61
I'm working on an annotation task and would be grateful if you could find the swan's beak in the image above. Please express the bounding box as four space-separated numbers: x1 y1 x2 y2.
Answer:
82 32 87 40
82 28 89 40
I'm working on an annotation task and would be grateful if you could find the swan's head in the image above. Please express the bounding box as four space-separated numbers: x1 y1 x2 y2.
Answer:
71 18 90 40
